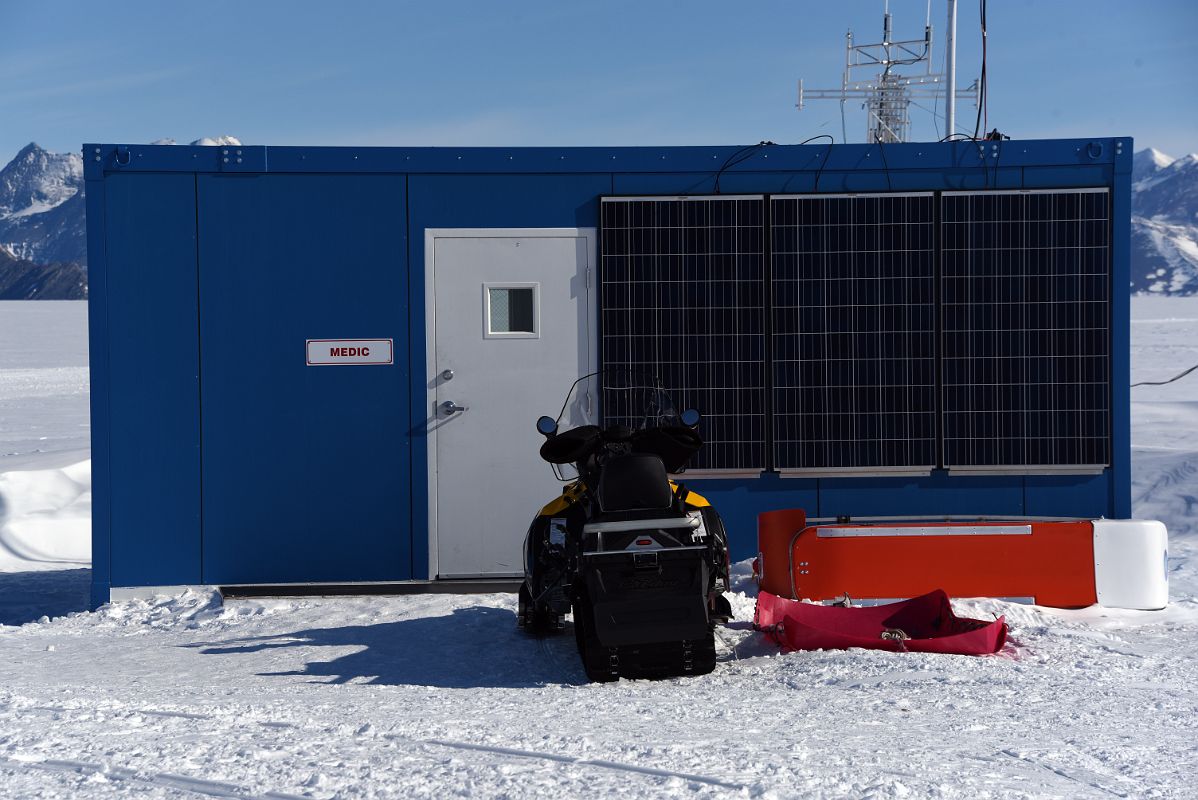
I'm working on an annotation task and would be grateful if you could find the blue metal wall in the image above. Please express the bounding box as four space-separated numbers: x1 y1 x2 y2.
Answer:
85 138 1133 606
196 174 412 584
99 173 203 590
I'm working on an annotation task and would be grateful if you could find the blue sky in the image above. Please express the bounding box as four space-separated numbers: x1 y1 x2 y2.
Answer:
2 0 1195 160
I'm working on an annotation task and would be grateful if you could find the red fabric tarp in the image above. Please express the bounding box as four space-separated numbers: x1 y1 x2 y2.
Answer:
755 589 1008 655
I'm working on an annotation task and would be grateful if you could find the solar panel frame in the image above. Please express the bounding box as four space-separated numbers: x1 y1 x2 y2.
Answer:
940 188 1111 472
599 195 767 474
770 192 939 475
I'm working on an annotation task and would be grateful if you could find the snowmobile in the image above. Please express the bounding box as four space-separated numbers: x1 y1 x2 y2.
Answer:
519 372 732 682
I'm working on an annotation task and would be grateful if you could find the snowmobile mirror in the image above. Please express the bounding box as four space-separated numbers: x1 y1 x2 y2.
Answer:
680 408 701 428
536 415 558 437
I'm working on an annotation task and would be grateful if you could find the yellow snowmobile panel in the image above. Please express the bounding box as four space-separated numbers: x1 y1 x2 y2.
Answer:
539 481 586 516
672 481 711 508
539 479 709 516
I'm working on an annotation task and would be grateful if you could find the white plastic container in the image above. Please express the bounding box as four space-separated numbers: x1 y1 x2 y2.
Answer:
1092 519 1169 610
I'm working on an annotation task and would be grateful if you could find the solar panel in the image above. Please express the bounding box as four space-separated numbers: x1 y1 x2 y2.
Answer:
600 196 766 472
941 189 1111 470
771 193 938 473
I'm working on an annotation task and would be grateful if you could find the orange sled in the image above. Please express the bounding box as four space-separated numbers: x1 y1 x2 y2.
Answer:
755 509 1169 610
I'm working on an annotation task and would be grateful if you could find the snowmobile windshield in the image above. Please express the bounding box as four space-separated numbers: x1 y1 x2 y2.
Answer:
541 370 702 475
551 370 685 434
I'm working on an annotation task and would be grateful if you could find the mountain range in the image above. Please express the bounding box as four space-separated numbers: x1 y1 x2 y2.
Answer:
1 140 1196 298
0 143 87 298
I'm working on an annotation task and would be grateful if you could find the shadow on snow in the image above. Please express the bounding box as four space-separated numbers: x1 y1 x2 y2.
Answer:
186 605 589 689
0 568 91 626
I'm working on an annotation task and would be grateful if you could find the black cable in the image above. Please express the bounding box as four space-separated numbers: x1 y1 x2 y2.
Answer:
873 135 894 192
813 142 834 192
713 141 774 194
988 136 1002 188
801 134 835 192
973 0 988 141
983 0 989 134
932 21 946 140
721 143 772 174
1132 362 1198 388
712 143 761 194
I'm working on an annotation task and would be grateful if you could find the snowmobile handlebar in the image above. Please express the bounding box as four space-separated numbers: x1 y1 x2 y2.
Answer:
537 421 702 474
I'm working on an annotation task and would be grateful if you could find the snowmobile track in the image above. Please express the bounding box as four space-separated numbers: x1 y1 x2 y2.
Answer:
0 756 309 800
9 701 746 793
421 737 747 791
997 748 1133 798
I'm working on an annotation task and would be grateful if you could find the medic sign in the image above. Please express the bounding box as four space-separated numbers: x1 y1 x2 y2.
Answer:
306 339 394 366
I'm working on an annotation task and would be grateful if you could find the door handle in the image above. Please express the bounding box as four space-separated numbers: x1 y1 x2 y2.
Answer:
440 400 469 415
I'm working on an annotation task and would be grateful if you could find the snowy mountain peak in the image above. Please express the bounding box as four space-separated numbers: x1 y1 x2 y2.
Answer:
1133 147 1171 176
1131 149 1198 294
0 142 83 220
1166 153 1198 173
1132 148 1176 188
1144 147 1174 168
190 135 242 147
14 141 47 158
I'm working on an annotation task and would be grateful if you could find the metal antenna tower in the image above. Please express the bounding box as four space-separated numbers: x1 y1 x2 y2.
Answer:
798 1 978 143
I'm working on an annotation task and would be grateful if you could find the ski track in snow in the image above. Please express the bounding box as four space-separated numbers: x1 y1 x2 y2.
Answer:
0 298 1195 798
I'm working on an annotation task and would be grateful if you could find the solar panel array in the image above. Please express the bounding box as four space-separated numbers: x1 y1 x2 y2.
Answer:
598 188 1113 475
600 196 766 471
771 194 937 472
941 189 1111 469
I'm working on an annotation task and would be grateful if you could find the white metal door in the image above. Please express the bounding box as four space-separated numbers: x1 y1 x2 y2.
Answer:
428 229 594 578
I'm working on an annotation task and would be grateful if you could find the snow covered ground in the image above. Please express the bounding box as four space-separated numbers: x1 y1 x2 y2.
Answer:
0 299 1196 799
0 302 90 469
0 302 90 572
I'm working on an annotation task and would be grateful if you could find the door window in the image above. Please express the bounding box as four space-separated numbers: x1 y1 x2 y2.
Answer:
484 283 540 338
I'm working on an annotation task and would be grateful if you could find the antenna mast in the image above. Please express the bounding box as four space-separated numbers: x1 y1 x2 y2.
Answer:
798 1 978 143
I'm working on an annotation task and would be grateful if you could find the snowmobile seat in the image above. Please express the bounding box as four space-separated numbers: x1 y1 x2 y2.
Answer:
632 425 702 473
596 453 673 512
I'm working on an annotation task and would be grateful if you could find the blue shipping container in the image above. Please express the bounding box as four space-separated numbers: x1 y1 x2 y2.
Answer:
83 138 1133 607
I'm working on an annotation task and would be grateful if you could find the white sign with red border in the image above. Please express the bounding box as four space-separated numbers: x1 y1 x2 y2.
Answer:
306 339 394 366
